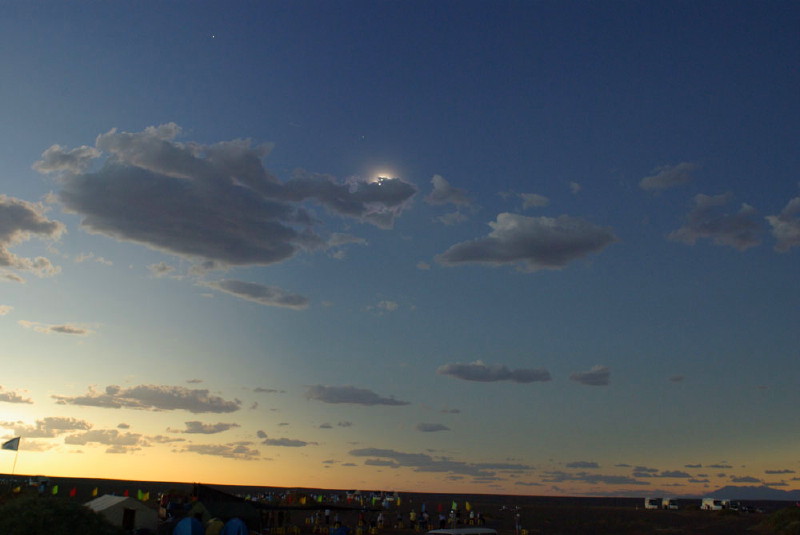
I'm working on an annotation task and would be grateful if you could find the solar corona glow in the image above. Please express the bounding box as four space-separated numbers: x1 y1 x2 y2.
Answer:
0 2 798 498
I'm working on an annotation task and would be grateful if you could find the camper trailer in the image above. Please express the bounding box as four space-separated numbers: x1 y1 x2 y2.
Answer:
701 498 730 510
662 498 679 510
644 497 662 510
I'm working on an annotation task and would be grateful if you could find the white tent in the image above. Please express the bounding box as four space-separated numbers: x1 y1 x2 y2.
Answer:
85 494 159 532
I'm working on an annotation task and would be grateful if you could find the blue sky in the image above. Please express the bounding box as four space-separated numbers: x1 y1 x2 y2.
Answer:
1 1 799 496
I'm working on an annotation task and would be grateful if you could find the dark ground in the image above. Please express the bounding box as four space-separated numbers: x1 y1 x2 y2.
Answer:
1 475 793 534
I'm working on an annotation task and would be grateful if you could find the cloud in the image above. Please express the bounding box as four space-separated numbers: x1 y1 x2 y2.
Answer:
437 360 551 383
569 182 582 194
1 416 92 437
669 375 685 383
371 300 399 313
765 469 795 475
182 442 260 460
52 384 241 413
34 124 416 268
436 211 469 226
74 252 112 266
659 470 692 478
566 461 599 469
148 262 176 277
18 321 94 335
0 195 65 277
669 193 761 250
304 385 409 406
639 163 697 191
766 196 800 251
425 175 471 206
436 213 616 272
170 421 240 434
64 429 146 453
32 144 100 174
349 447 530 478
0 305 11 315
731 476 761 483
519 193 550 209
258 433 317 447
543 471 648 486
416 423 450 433
569 365 610 386
203 279 309 310
254 387 285 394
0 386 32 404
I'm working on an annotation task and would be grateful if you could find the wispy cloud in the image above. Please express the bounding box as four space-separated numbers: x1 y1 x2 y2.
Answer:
669 193 761 250
1 416 91 437
64 429 146 454
257 430 317 447
182 442 260 460
569 365 610 386
766 196 800 251
203 279 309 310
18 321 94 335
305 385 410 406
53 384 241 413
425 175 471 206
169 421 240 434
0 386 32 404
436 213 616 272
639 162 696 191
349 447 532 478
416 423 450 432
437 361 551 383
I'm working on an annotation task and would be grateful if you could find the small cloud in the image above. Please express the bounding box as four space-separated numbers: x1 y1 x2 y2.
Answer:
0 195 65 278
731 476 761 483
519 193 550 209
254 387 285 394
74 253 112 266
170 421 240 434
304 385 409 406
569 182 582 194
425 175 471 206
0 305 12 315
436 213 616 272
186 379 203 384
766 469 795 475
669 193 761 251
182 442 260 460
416 423 450 433
668 375 685 383
569 365 610 386
259 433 317 447
566 461 599 469
0 386 33 404
766 196 800 251
337 421 353 427
436 211 469 226
437 360 551 383
416 261 431 270
117 423 130 429
203 279 309 310
18 321 94 336
319 423 333 429
148 262 176 277
371 300 398 313
639 163 697 191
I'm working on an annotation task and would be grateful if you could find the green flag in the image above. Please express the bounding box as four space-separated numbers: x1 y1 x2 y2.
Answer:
52 485 59 495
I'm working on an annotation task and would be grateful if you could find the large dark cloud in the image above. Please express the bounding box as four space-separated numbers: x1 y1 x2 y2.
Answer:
669 193 761 250
304 385 409 406
34 124 417 268
436 213 616 271
0 195 65 278
52 384 241 413
766 196 800 252
437 360 551 383
203 279 309 310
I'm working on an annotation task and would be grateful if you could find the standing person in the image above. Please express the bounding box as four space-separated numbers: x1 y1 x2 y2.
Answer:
326 509 332 526
438 513 446 529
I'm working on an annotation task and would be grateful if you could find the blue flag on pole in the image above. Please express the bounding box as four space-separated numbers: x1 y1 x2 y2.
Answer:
2 437 20 451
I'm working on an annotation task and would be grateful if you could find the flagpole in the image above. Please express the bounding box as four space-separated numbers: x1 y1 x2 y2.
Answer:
11 449 19 476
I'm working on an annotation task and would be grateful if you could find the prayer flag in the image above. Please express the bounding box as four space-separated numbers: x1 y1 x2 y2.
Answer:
143 492 150 501
123 489 129 497
92 487 98 497
466 502 471 512
2 437 20 451
52 485 59 495
137 489 143 500
12 486 21 493
451 501 457 510
69 487 77 497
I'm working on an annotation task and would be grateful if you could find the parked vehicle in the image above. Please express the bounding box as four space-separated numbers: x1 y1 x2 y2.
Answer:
662 498 679 510
644 497 662 510
701 498 730 510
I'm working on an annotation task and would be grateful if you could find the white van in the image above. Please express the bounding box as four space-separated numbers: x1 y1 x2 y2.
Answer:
644 497 662 510
662 498 679 510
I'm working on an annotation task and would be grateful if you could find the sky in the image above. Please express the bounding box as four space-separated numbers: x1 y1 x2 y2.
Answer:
0 1 799 498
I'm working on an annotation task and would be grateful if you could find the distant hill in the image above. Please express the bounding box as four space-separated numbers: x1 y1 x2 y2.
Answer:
707 485 800 501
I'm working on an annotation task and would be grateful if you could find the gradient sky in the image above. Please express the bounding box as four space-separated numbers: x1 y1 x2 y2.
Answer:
1 1 799 497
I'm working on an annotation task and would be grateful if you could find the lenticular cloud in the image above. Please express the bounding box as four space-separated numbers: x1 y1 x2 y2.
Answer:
34 124 417 268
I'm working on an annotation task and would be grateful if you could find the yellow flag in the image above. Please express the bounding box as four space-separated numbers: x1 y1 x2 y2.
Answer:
143 491 150 501
12 486 21 493
466 502 472 511
92 487 98 497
